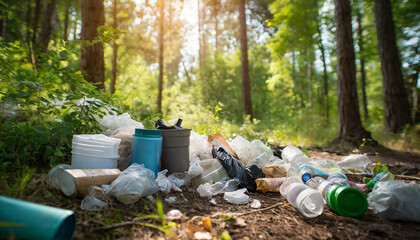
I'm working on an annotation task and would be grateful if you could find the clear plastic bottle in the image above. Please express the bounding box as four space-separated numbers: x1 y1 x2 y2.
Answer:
305 177 368 217
280 177 324 218
327 173 367 192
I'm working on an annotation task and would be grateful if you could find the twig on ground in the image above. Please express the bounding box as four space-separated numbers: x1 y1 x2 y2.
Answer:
235 202 290 217
395 175 420 181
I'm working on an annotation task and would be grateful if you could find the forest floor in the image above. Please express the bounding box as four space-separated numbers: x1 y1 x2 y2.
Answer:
19 145 420 240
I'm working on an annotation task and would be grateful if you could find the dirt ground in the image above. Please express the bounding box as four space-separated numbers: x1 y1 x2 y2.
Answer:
19 145 420 240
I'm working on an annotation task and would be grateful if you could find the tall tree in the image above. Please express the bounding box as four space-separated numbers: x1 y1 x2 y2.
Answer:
0 13 6 40
110 0 118 94
32 0 42 47
81 0 105 90
157 0 165 113
356 9 368 122
334 0 371 143
63 0 71 41
238 0 253 117
374 0 411 132
39 0 57 53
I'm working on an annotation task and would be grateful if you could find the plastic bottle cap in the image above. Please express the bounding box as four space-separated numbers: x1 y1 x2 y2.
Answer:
301 173 312 183
134 129 161 137
326 185 368 218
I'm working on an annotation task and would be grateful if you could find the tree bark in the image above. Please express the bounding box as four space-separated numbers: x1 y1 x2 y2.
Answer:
0 14 6 41
307 48 313 110
110 0 118 94
81 0 105 90
39 0 57 53
334 0 371 143
238 0 252 117
357 11 368 122
25 5 32 44
32 0 42 47
157 0 165 113
374 0 411 132
318 28 329 125
63 0 70 41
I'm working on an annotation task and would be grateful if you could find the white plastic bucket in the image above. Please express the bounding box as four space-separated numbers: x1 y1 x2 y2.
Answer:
71 152 119 169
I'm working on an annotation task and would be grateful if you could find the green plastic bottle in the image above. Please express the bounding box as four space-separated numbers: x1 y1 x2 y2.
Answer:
306 177 368 217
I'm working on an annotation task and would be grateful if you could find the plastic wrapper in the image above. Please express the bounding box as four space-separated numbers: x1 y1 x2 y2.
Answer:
97 113 144 131
337 154 372 173
251 140 273 158
229 136 264 166
212 146 256 191
250 199 261 208
46 164 72 189
263 156 290 178
247 152 270 170
107 164 159 204
223 188 249 205
256 178 286 193
368 181 420 222
108 126 136 170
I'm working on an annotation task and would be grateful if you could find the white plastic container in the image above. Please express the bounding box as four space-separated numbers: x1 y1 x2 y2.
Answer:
71 134 121 169
280 176 324 218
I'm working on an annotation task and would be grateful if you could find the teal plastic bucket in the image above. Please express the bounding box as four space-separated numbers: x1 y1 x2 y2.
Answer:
0 195 76 240
131 129 163 175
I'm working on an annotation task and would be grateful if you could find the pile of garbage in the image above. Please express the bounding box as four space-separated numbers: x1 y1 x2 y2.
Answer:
3 112 419 240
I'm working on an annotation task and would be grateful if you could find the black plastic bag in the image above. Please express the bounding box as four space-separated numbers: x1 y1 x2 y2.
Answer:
245 164 266 179
154 118 183 129
212 146 256 192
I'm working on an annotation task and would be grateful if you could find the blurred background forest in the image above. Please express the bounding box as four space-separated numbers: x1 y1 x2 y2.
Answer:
0 0 419 182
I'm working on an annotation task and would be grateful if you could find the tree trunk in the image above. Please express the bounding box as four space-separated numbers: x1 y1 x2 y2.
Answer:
357 11 368 122
334 0 371 143
0 14 6 41
157 0 165 113
63 0 70 41
110 0 118 94
39 0 57 53
25 5 32 44
197 0 203 80
318 28 329 126
307 49 313 110
238 0 252 117
81 0 105 90
374 0 411 132
32 0 42 47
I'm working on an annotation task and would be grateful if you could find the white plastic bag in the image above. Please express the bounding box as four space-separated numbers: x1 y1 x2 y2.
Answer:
281 146 311 163
97 113 144 131
81 197 106 211
156 170 172 193
229 136 264 166
368 181 420 222
107 164 159 204
46 164 71 189
337 154 372 172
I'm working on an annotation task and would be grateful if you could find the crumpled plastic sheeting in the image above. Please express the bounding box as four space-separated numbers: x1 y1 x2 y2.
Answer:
97 113 144 132
189 131 213 160
46 164 71 189
197 179 240 198
223 188 249 205
229 136 264 166
156 170 187 193
337 154 372 172
107 164 159 204
368 181 420 222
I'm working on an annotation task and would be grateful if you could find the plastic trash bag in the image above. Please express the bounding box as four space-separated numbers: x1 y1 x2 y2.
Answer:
223 188 249 205
108 126 136 170
97 113 144 132
46 164 71 189
107 163 159 204
156 170 187 193
229 136 264 166
81 197 106 211
281 146 311 163
368 181 420 222
338 154 372 173
212 146 256 191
